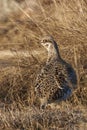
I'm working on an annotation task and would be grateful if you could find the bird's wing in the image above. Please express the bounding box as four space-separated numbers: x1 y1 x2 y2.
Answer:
50 64 72 101
54 62 77 90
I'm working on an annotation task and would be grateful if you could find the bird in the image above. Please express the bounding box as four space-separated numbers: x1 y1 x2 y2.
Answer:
35 35 77 109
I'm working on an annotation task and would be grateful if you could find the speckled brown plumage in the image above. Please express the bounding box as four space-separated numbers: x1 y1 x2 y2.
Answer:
35 35 77 108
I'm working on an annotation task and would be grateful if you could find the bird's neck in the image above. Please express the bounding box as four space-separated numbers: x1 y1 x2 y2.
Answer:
47 46 61 63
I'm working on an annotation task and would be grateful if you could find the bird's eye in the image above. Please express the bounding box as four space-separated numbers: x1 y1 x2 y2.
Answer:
43 39 47 43
41 39 52 44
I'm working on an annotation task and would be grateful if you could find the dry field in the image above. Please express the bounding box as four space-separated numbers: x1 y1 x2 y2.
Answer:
0 0 87 130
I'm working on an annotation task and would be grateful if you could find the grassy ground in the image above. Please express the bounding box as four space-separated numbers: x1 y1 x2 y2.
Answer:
0 0 87 130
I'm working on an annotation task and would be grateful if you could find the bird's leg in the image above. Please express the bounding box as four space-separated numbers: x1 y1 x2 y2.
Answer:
40 97 47 109
40 102 47 109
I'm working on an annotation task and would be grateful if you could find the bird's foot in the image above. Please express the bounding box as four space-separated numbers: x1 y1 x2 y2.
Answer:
40 103 47 110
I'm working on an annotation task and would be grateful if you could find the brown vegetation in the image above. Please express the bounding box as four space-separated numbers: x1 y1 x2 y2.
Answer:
0 0 87 130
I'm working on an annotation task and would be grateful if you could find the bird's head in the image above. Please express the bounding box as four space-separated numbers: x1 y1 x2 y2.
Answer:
40 35 61 62
40 35 58 52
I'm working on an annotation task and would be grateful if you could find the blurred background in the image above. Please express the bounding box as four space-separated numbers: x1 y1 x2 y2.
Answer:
0 0 87 130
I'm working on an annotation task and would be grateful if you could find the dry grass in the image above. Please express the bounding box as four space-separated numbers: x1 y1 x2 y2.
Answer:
0 0 87 130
